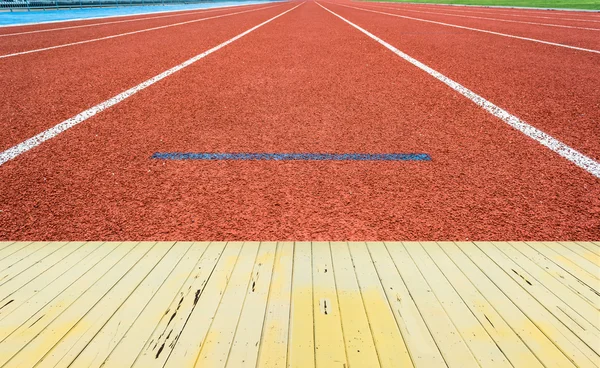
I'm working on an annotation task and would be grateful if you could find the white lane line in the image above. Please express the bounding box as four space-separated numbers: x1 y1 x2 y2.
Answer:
0 3 279 59
377 3 600 23
0 1 274 28
316 2 600 178
367 3 600 31
336 3 600 54
0 3 303 167
0 3 268 38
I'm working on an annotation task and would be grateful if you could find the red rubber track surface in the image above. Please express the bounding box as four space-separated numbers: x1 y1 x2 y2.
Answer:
374 2 600 22
327 1 600 160
372 5 600 30
0 3 285 152
355 2 600 50
0 1 598 240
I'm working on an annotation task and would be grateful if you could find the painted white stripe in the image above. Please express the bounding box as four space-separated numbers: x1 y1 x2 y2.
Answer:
0 1 275 28
377 2 600 23
368 3 600 31
0 3 279 59
336 3 600 54
316 2 600 178
0 3 268 38
0 3 302 167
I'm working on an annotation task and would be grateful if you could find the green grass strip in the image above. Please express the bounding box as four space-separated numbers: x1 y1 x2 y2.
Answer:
365 0 600 10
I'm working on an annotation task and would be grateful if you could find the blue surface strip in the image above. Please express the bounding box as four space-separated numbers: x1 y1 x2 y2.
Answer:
152 152 432 161
0 1 277 26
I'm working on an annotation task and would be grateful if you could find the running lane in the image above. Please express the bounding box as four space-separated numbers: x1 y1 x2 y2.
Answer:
0 3 276 54
376 2 600 23
323 1 600 161
354 2 600 50
0 1 597 241
0 3 287 152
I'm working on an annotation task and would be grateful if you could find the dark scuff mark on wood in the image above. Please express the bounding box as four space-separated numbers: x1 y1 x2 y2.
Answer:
0 299 14 310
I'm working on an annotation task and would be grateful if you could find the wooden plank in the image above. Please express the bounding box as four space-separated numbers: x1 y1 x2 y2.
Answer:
56 241 194 368
192 242 261 368
0 242 16 253
330 241 379 367
6 241 174 368
408 242 511 368
0 241 46 270
475 242 600 352
575 242 600 257
0 241 145 367
312 241 347 367
160 241 246 367
0 241 85 300
225 242 277 367
440 242 577 368
526 242 599 291
423 242 544 368
0 241 66 286
457 242 598 368
133 241 232 368
540 242 599 280
509 242 600 308
0 242 32 262
0 242 116 330
92 241 214 368
366 241 446 367
386 242 479 368
256 242 293 368
492 242 599 328
348 242 412 368
560 242 600 268
160 241 247 368
287 241 315 368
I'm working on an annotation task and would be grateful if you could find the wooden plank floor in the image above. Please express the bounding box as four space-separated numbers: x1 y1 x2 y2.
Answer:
0 241 598 368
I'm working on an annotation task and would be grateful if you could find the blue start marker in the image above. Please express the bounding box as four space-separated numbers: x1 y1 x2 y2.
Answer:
151 152 431 161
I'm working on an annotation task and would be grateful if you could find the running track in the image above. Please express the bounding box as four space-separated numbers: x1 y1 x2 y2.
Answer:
0 1 598 240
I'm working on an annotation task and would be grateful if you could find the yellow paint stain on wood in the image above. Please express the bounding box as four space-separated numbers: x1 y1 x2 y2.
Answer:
36 242 190 368
386 241 479 367
0 242 133 364
312 241 347 367
256 242 294 368
0 241 597 368
1 242 153 368
348 242 412 368
288 241 314 368
367 241 446 367
330 241 379 367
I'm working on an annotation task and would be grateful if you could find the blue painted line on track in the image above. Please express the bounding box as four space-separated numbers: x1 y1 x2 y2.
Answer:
152 152 432 161
0 1 277 26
